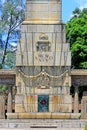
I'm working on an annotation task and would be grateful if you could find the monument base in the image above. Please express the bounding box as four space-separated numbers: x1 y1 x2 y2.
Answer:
6 112 81 119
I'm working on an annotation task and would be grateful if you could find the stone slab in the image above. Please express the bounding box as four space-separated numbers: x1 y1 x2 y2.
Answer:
0 119 86 130
51 113 71 119
6 113 18 119
7 113 81 119
71 113 81 119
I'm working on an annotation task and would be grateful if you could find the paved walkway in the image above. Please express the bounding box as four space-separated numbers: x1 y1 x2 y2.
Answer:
0 128 84 130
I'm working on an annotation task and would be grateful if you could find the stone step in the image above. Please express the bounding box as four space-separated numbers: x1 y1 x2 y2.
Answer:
0 128 84 130
0 119 86 128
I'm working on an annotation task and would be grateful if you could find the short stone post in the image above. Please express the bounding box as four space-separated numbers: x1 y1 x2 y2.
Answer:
74 85 79 113
81 91 87 118
7 85 12 113
0 94 5 119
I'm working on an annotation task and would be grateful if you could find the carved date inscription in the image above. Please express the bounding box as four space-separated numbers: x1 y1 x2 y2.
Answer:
35 54 53 63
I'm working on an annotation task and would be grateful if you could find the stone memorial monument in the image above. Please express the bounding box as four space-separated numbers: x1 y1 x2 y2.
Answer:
7 0 72 119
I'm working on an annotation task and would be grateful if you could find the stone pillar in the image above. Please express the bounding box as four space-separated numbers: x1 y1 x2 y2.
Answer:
0 94 5 119
7 85 12 113
81 91 87 118
74 85 79 113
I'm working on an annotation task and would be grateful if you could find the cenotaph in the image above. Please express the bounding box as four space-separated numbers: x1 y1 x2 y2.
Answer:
7 0 72 119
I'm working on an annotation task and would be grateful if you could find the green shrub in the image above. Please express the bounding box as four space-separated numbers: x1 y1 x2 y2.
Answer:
0 85 8 94
85 124 87 130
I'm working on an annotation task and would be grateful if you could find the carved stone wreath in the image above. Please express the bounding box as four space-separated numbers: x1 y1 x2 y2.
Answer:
36 72 50 89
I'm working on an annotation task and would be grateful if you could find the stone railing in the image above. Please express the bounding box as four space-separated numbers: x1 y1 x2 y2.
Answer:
71 69 87 75
0 69 16 75
0 69 16 85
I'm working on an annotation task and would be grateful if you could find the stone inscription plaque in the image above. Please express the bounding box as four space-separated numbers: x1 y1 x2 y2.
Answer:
34 52 54 66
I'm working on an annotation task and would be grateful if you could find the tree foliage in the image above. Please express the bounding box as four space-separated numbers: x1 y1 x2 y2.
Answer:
4 51 16 69
66 8 87 69
0 0 24 69
0 85 8 94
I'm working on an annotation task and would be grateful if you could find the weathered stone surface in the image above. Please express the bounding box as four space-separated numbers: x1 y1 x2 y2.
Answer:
81 92 87 118
74 86 79 113
71 113 81 119
6 113 82 120
7 85 12 113
15 94 26 113
0 119 86 129
9 0 72 118
25 1 62 22
0 95 5 119
0 70 15 85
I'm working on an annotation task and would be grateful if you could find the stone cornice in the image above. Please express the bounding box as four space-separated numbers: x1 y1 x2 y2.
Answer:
22 20 65 25
0 69 87 76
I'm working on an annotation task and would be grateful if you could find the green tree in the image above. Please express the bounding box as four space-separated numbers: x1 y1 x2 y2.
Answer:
5 51 16 69
0 1 24 68
66 8 87 69
72 7 81 16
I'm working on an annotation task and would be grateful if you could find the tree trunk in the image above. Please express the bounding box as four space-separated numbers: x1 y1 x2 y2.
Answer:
1 31 10 68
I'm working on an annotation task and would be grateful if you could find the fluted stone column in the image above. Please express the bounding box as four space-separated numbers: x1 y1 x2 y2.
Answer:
7 85 12 113
74 85 79 113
